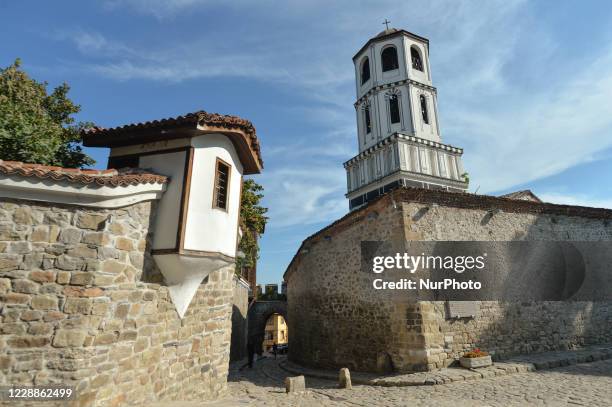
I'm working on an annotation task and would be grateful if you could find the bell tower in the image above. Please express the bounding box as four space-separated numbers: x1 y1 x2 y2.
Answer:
345 26 468 210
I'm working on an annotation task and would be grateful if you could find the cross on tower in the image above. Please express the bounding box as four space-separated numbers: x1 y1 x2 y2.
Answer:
382 19 391 30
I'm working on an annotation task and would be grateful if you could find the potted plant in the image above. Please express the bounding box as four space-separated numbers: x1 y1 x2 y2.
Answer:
459 348 492 368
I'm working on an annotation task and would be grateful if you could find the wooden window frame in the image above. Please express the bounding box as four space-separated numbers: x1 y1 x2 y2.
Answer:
212 157 232 212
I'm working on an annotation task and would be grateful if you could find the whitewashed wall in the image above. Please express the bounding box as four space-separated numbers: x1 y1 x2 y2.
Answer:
184 134 243 258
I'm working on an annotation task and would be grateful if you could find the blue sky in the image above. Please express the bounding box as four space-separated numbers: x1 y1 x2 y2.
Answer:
2 1 612 286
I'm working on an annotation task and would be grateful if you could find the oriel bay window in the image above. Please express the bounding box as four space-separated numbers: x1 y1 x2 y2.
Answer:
213 158 231 210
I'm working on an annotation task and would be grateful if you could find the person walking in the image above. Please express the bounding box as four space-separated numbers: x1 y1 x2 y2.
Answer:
272 343 278 360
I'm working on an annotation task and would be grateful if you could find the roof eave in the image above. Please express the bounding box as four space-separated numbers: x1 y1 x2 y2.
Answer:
83 124 263 174
352 29 430 61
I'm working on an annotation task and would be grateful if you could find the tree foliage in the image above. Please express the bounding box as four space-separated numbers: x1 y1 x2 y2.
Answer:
0 59 94 167
236 179 268 272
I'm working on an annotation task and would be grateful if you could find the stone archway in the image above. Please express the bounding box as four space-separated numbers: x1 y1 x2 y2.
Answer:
247 300 288 354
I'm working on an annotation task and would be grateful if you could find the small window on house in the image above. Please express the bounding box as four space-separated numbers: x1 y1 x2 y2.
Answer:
420 95 429 124
213 159 231 210
411 46 423 71
361 57 370 84
364 106 372 134
381 46 399 72
389 94 400 124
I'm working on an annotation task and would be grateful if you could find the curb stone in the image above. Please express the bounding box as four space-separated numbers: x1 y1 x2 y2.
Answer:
279 344 612 387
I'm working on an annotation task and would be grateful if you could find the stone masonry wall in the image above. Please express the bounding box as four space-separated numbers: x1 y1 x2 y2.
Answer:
230 277 249 362
286 191 612 373
0 199 233 406
402 200 612 370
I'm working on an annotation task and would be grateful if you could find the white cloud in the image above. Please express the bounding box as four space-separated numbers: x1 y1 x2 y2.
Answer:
538 193 612 210
58 0 612 225
259 167 347 228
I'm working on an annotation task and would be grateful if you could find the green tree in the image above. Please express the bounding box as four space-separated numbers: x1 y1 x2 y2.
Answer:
0 59 94 167
236 179 268 273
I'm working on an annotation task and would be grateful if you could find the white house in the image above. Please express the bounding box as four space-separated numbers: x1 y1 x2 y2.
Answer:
83 110 263 317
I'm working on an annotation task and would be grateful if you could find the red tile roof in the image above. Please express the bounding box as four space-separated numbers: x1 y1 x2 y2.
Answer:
0 160 168 187
82 110 263 172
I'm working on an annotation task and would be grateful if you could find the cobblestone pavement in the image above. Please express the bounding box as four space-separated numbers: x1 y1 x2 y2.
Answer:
216 356 612 407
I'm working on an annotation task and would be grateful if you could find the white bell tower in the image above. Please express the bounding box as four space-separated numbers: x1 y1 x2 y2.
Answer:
345 25 468 210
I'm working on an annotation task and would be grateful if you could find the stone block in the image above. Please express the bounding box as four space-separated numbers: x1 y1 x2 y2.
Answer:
29 270 55 283
8 241 32 254
31 226 50 242
0 254 21 271
49 225 61 242
53 329 87 347
20 310 42 321
31 295 58 310
115 303 130 319
13 207 33 224
70 272 95 286
56 271 71 284
94 275 114 287
339 368 352 389
98 247 120 260
76 213 108 231
134 338 149 353
8 335 50 348
22 253 44 269
91 374 111 389
43 311 65 322
143 291 156 301
129 252 144 268
94 332 119 345
109 222 126 235
67 246 98 259
63 286 104 297
58 228 83 245
285 376 306 393
85 259 101 271
91 301 110 316
64 297 93 314
119 330 138 341
116 237 134 251
12 278 39 294
0 356 12 369
0 277 10 294
28 322 53 335
102 259 126 274
1 323 27 335
55 255 81 271
82 232 110 246
0 224 20 241
459 355 492 368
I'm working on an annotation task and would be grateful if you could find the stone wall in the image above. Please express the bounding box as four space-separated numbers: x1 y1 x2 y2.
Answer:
0 198 233 405
285 188 612 373
230 276 249 362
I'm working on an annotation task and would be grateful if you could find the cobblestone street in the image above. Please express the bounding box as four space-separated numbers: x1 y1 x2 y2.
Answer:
187 356 612 407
